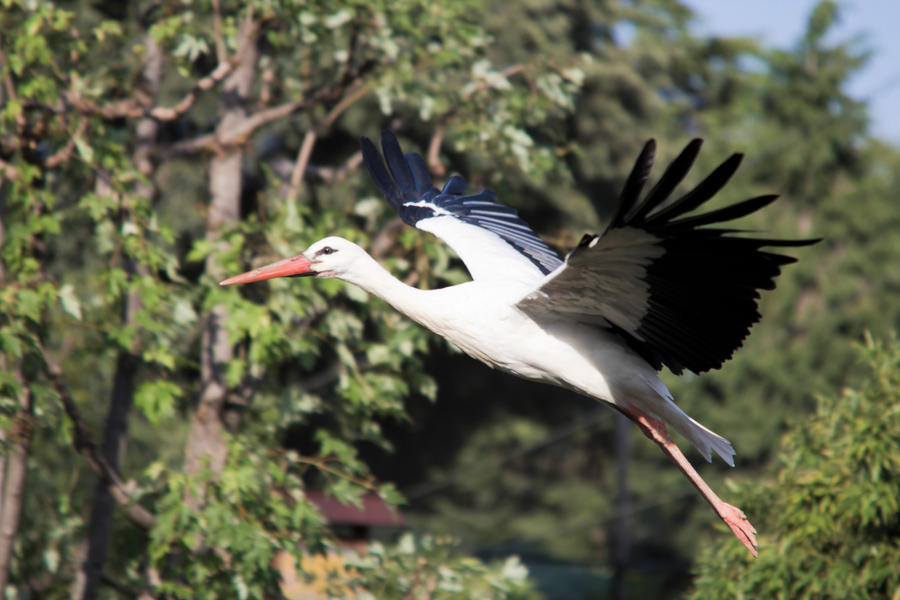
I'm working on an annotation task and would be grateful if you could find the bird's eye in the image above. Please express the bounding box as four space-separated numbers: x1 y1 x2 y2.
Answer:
316 246 336 257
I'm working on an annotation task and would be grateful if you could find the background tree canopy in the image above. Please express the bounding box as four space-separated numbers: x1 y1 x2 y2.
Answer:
1 0 898 598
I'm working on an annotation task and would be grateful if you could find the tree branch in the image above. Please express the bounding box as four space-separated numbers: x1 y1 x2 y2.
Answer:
289 130 317 198
166 132 217 155
44 116 87 169
169 58 377 156
0 158 18 181
427 124 446 176
304 151 363 184
288 82 371 197
1 115 90 178
427 64 525 174
148 62 233 121
0 44 25 131
258 60 275 107
211 0 227 65
60 62 232 122
40 343 156 530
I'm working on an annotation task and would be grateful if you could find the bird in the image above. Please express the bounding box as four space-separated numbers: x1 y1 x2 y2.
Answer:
221 130 816 556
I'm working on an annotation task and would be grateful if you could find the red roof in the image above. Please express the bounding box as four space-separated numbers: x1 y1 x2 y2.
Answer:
306 490 406 527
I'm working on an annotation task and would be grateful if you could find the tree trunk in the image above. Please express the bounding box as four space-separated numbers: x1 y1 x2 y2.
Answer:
0 142 31 590
71 352 139 599
70 36 161 600
0 194 6 505
0 364 33 590
183 14 258 506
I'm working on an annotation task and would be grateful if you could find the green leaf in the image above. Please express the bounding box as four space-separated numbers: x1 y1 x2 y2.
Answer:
172 297 197 326
74 135 94 163
0 329 23 359
58 284 82 320
17 289 42 321
377 482 405 507
135 380 180 424
186 238 214 262
143 346 175 370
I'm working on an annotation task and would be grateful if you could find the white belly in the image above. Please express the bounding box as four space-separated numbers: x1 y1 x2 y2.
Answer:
377 278 733 465
412 283 651 405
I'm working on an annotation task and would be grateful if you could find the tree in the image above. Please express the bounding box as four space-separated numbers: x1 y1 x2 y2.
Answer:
379 1 900 595
3 0 900 597
689 334 900 599
0 0 576 597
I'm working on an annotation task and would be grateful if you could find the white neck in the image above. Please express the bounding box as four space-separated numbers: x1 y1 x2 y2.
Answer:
340 253 435 326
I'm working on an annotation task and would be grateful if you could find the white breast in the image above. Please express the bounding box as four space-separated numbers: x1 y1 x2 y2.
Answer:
415 281 657 405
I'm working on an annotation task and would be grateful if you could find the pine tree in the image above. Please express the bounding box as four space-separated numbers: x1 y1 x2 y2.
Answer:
689 334 900 599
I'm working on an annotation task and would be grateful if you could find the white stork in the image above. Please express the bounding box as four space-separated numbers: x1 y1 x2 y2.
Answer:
221 131 816 556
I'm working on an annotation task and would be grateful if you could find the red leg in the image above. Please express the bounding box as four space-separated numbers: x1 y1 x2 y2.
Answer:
623 406 758 557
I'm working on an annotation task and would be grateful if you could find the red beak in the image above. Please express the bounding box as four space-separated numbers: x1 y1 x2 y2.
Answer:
219 254 316 286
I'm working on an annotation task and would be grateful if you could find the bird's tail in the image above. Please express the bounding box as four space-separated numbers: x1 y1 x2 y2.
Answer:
637 375 736 466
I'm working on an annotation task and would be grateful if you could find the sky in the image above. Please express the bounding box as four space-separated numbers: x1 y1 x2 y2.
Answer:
682 0 900 144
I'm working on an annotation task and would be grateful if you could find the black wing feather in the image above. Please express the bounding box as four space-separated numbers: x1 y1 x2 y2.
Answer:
619 147 815 373
521 139 818 375
627 138 703 224
405 152 432 195
611 139 656 226
668 194 778 230
442 175 468 195
381 130 417 194
646 152 743 224
361 136 405 210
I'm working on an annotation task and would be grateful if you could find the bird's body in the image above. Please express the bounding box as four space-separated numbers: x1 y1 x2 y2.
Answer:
222 131 816 556
303 236 732 466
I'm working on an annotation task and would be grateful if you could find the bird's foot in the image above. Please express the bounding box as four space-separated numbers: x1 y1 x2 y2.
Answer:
717 501 758 557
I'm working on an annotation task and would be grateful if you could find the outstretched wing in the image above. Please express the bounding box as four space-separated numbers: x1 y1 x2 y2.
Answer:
517 139 818 375
361 131 563 282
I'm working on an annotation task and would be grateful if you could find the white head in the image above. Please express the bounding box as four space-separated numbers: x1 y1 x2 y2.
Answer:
219 236 371 286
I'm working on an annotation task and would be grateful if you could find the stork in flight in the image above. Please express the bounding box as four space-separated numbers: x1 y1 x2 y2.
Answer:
221 131 815 556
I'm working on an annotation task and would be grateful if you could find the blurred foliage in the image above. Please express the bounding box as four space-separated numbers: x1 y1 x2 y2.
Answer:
0 0 578 596
1 0 899 598
398 4 900 589
347 534 537 600
689 334 900 599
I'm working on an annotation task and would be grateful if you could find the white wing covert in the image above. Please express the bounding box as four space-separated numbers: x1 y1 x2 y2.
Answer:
361 131 563 282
